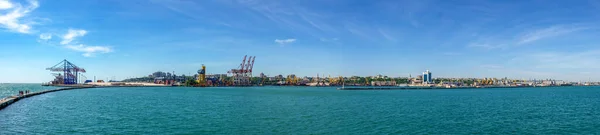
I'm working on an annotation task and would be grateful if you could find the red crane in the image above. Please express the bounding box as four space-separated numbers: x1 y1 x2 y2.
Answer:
248 56 255 74
228 55 256 86
240 55 247 73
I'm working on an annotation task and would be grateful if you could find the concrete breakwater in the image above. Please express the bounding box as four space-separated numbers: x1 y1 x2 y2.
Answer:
0 86 94 110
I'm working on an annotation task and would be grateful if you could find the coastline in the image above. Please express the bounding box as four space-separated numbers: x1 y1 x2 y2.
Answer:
0 86 94 110
335 85 573 90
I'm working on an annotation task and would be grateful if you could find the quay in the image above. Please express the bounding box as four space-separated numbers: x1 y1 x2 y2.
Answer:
0 86 95 110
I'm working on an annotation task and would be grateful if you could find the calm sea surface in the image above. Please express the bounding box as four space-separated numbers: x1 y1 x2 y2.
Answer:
1 85 599 134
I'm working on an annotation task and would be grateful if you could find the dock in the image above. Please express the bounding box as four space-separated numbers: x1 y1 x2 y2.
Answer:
0 86 95 110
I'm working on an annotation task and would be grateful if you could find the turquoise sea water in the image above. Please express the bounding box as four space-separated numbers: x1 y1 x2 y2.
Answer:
1 85 599 134
0 83 56 99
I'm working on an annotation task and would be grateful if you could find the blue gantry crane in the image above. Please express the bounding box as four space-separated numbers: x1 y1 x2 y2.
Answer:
46 59 86 85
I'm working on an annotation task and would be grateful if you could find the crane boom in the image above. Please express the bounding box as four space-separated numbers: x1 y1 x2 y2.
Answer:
240 55 247 72
249 56 255 73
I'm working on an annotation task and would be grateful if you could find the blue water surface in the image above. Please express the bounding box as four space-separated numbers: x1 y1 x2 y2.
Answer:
1 86 599 134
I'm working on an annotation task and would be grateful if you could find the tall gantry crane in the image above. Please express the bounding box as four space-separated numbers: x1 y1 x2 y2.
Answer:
227 55 256 86
46 59 86 84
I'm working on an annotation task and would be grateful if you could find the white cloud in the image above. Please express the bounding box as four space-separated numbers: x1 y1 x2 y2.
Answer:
54 28 113 57
65 44 112 57
0 0 14 9
0 0 39 33
61 29 87 45
274 38 296 44
1 1 112 57
39 33 51 40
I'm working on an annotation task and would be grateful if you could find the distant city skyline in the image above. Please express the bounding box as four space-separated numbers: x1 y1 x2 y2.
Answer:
1 0 600 83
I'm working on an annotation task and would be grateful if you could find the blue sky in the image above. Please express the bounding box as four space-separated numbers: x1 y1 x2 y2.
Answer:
1 0 600 83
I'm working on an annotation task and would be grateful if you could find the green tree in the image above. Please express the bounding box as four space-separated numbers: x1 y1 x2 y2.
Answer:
185 79 198 86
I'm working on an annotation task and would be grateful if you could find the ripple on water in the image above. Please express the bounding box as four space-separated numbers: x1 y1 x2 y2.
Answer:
1 86 600 134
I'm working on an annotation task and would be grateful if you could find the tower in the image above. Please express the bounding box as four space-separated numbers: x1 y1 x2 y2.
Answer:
422 70 432 84
427 70 432 83
423 72 428 84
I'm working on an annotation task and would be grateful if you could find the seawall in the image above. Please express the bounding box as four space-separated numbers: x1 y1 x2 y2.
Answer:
0 86 94 110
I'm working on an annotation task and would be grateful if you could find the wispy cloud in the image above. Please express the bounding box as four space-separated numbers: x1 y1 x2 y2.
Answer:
39 33 51 40
442 52 462 56
38 33 51 40
343 23 403 43
345 24 376 41
55 29 113 57
220 1 344 39
518 25 588 45
65 44 112 57
468 24 591 50
274 38 296 44
60 29 87 45
320 38 338 42
0 0 39 33
519 49 600 69
580 71 591 75
153 0 204 20
467 43 506 50
479 64 504 69
153 0 402 44
378 28 397 42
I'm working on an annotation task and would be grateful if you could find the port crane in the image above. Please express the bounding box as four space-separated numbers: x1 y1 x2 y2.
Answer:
46 59 86 84
227 55 256 86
